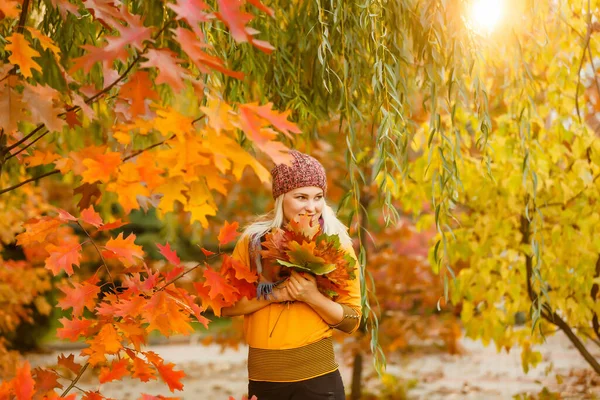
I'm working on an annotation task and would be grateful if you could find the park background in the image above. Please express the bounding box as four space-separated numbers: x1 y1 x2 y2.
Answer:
1 0 600 398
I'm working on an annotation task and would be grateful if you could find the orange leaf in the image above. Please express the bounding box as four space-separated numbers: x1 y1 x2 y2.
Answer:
200 248 215 257
13 361 35 400
132 357 157 382
104 232 144 266
202 267 239 303
0 0 19 19
57 281 100 317
217 221 240 246
56 318 94 342
156 242 181 266
240 102 301 139
27 27 61 56
57 209 78 222
23 150 61 167
82 392 104 400
168 0 210 34
44 242 82 276
98 218 127 231
99 359 129 383
81 151 121 183
222 254 257 283
16 217 61 246
33 367 63 394
5 33 41 78
120 71 158 118
156 362 185 392
57 354 82 374
81 206 103 227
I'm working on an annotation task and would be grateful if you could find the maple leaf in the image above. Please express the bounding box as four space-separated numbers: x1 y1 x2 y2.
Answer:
57 209 78 222
16 217 61 246
155 178 187 214
65 109 82 128
56 318 94 341
82 391 104 400
84 0 123 29
104 232 144 265
215 0 253 43
200 96 235 134
22 84 66 133
139 395 180 400
44 242 82 276
81 151 121 183
116 320 147 351
98 218 127 231
140 49 189 92
57 353 82 374
81 206 103 227
155 362 185 392
194 282 229 317
74 182 102 211
218 221 240 246
132 357 157 382
240 102 302 139
0 0 19 19
49 0 82 19
13 361 35 400
57 281 100 317
119 71 158 118
168 0 210 34
6 33 41 78
222 254 258 283
156 242 181 266
201 248 215 257
27 27 61 56
0 76 27 135
23 150 61 167
33 367 63 394
99 359 129 383
81 323 123 365
142 292 194 336
202 266 239 303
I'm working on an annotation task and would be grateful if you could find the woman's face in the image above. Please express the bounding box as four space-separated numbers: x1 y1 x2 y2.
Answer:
282 186 324 223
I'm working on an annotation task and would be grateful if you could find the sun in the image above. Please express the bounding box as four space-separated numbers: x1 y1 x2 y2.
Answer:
469 0 504 34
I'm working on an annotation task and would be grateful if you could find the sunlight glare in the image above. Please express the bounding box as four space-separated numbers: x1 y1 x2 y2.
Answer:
469 0 504 34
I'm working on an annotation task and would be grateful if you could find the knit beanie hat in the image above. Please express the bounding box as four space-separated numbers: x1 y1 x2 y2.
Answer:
271 150 327 199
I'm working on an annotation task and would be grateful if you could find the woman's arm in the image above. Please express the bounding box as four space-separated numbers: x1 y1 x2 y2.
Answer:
221 286 292 317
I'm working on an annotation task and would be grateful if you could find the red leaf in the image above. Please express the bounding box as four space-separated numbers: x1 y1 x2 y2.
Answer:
104 232 144 265
163 265 185 284
156 242 181 266
81 206 103 227
217 221 240 246
222 254 257 283
99 359 129 383
57 354 82 374
168 0 210 34
201 248 215 257
57 209 78 222
82 392 104 400
140 49 189 92
215 0 253 43
132 357 157 382
57 281 100 317
44 242 82 276
13 361 35 400
56 317 94 341
65 109 82 128
156 362 185 392
202 267 239 303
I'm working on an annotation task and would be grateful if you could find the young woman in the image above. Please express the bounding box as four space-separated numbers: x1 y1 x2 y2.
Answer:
221 150 362 400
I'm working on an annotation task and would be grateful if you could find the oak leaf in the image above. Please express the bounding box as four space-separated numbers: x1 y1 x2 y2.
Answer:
168 0 210 34
6 33 41 78
33 367 63 394
27 27 61 56
99 359 129 383
200 96 235 134
16 217 61 246
155 362 185 392
140 49 189 92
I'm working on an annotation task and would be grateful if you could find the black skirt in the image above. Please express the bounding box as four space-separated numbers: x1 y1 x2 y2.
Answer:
248 369 345 400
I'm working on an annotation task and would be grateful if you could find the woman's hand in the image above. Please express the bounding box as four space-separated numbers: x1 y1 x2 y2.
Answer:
286 270 320 302
271 284 294 303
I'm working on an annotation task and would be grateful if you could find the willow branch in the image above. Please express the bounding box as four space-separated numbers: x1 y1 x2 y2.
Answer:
0 170 59 195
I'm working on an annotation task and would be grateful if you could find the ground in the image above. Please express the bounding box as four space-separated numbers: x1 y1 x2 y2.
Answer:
25 332 600 399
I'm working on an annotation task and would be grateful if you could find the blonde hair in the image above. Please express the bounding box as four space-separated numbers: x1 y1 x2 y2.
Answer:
241 194 353 249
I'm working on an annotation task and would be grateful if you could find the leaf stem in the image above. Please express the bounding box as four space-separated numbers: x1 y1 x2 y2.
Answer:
60 362 89 397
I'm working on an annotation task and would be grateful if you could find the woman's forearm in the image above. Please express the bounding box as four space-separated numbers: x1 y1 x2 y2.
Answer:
221 296 273 317
303 292 344 326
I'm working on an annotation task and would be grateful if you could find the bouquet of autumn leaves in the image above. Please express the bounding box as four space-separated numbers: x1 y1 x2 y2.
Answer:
260 216 356 299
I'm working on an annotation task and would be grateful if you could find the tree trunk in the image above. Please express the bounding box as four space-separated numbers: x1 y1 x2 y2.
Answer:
350 351 363 400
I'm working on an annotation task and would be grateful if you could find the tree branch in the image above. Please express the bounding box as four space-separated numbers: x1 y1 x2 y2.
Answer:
122 134 176 162
592 254 600 342
6 129 49 160
0 170 59 195
17 0 30 34
61 362 89 397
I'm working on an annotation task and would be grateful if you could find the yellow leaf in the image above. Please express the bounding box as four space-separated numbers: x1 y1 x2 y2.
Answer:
5 33 41 78
155 177 187 214
200 96 235 134
27 27 61 56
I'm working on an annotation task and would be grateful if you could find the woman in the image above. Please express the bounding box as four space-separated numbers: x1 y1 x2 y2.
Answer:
221 150 362 400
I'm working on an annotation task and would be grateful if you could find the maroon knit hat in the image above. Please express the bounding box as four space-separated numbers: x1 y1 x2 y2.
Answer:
271 150 327 199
